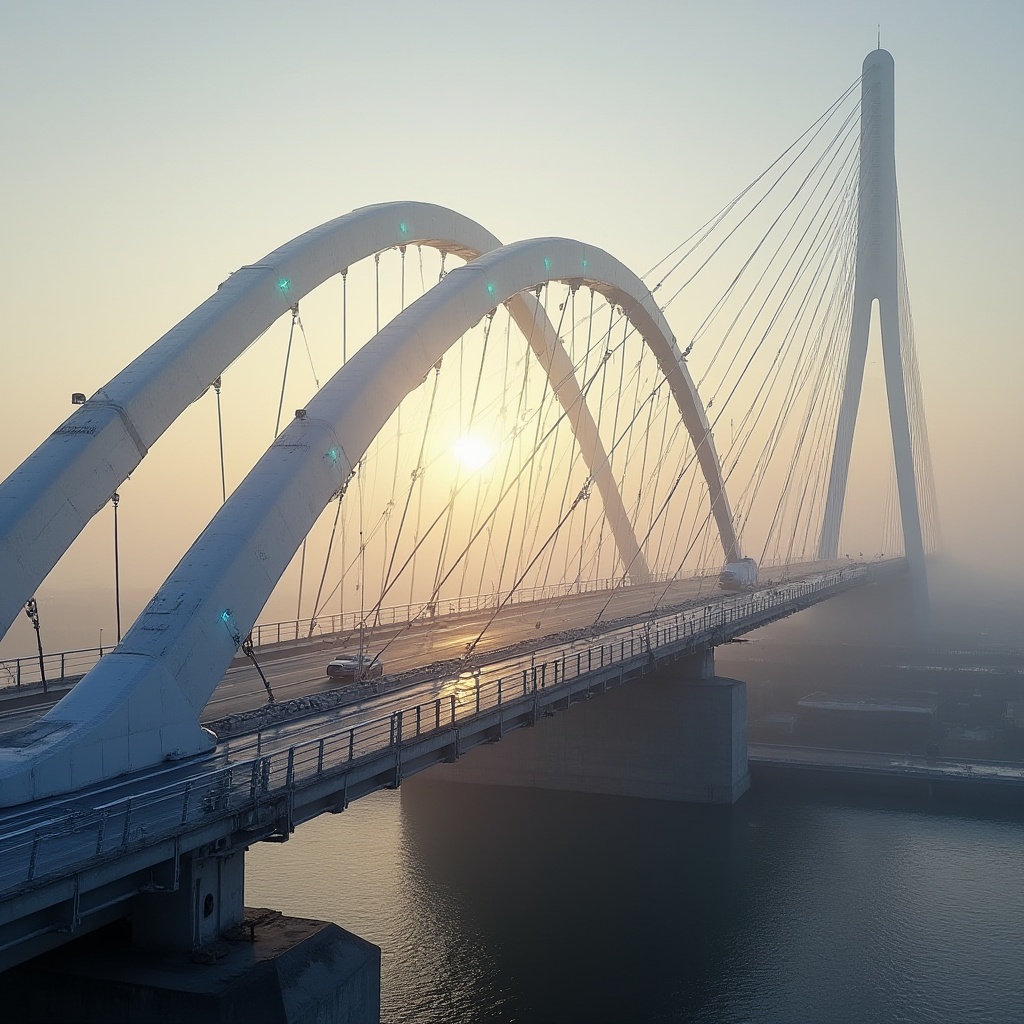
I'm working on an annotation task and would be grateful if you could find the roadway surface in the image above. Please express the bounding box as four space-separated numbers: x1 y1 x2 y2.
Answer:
0 565 855 831
0 559 893 972
0 560 874 852
0 565 846 740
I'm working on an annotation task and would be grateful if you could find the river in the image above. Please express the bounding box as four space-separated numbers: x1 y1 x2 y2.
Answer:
247 777 1024 1023
247 569 1024 1023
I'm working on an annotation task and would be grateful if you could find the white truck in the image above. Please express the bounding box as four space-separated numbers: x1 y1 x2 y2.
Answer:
718 557 758 591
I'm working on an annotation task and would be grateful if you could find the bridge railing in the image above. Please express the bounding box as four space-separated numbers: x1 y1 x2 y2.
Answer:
0 645 109 693
246 572 683 650
0 565 867 897
0 571 686 692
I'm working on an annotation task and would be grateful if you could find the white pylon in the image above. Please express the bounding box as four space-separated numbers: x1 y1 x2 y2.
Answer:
818 48 929 618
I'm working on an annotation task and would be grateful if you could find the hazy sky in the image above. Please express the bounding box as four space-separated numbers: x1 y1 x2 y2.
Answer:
1 1 1022 653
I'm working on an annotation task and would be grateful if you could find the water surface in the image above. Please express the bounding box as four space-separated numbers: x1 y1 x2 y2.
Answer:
247 779 1024 1023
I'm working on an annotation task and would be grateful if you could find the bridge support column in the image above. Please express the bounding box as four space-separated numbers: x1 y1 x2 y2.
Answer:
132 846 246 951
1 846 382 1024
417 646 749 805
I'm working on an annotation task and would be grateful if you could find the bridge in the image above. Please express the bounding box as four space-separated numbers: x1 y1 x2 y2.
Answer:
0 49 939 1018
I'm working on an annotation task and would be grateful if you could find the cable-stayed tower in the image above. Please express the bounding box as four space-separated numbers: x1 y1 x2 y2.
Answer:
818 48 930 616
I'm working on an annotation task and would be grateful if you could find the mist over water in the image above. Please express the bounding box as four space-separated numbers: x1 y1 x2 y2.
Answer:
0 7 1020 1020
753 558 1024 649
242 563 1024 1023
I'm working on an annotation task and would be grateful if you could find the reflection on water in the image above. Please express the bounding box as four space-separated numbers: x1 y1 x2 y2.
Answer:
247 779 1024 1024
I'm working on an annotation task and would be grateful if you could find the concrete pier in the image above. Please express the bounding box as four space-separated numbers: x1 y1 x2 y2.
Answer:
0 909 381 1024
419 648 750 805
1 844 380 1022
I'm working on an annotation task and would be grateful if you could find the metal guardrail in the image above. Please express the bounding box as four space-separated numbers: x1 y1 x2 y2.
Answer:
0 566 867 899
0 572 685 692
0 645 109 692
245 572 683 648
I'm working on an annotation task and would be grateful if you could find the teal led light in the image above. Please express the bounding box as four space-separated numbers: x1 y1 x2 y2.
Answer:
581 258 588 270
399 221 408 235
277 277 291 294
543 257 552 271
327 446 340 463
220 607 242 645
486 282 496 297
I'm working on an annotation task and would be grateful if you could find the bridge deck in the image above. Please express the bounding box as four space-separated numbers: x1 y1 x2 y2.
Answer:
0 562 894 970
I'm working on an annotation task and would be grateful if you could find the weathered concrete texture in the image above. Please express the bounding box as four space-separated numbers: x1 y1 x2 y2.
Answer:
133 849 246 952
420 664 750 805
0 909 381 1024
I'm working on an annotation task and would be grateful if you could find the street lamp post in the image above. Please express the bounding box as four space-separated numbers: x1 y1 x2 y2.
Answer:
112 492 122 644
24 598 46 694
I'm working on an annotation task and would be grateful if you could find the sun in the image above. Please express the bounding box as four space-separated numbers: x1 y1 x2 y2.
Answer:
452 435 492 472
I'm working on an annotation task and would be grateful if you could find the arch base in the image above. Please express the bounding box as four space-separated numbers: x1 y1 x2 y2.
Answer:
0 653 213 807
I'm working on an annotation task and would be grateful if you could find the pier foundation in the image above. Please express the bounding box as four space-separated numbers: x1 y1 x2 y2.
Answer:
0 846 381 1023
0 908 380 1024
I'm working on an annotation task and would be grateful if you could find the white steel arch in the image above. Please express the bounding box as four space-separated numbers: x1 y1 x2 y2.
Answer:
0 202 649 649
0 237 739 806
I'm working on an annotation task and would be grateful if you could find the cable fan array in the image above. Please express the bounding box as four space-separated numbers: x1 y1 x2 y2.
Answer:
201 74 937 661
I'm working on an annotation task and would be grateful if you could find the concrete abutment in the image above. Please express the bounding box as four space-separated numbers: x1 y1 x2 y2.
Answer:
1 908 380 1024
2 847 381 1023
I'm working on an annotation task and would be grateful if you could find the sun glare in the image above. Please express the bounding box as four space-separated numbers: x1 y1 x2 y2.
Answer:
453 435 492 472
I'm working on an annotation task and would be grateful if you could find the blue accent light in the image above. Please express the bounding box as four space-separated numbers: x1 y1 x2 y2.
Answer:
399 221 408 235
486 282 496 297
277 277 291 294
581 258 588 270
543 257 552 271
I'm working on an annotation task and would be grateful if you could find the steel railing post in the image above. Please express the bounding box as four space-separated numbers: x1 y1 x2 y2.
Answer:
121 800 133 849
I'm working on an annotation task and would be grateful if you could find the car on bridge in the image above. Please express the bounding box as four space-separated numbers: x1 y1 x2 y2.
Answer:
326 653 384 685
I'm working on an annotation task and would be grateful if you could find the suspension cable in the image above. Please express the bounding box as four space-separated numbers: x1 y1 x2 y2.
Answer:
274 303 299 438
214 375 226 504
